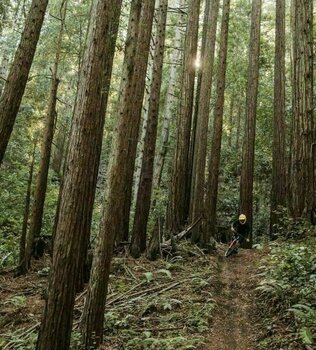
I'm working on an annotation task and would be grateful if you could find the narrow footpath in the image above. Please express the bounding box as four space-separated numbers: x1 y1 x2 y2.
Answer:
204 248 263 350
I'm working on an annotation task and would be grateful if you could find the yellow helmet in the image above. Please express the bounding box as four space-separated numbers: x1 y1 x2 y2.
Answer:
239 214 247 224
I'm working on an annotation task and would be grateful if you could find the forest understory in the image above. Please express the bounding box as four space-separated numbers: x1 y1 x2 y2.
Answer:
1 239 314 350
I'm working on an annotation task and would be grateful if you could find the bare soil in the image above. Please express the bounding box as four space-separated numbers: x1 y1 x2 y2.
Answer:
204 247 264 350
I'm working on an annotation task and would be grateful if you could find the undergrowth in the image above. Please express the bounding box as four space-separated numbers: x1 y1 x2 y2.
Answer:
0 241 218 349
256 237 316 350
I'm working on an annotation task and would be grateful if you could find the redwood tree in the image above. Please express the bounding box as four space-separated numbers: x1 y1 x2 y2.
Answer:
0 0 48 164
167 0 201 234
190 0 220 244
239 0 262 247
36 1 123 349
22 1 67 274
80 1 155 348
130 0 168 258
205 0 231 242
270 0 286 238
289 0 314 218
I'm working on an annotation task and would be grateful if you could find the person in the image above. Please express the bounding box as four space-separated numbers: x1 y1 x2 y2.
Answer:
230 214 250 254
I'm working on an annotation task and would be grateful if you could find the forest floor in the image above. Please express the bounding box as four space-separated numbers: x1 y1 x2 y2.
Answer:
0 242 268 349
203 247 264 350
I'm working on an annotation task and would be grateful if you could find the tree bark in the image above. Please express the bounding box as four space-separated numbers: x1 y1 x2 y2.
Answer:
153 0 185 190
270 0 287 238
190 0 220 244
205 0 231 243
115 0 156 246
17 141 36 271
167 0 201 234
80 1 154 348
239 0 262 248
289 0 314 218
188 0 211 214
0 0 48 164
130 0 168 258
36 2 122 350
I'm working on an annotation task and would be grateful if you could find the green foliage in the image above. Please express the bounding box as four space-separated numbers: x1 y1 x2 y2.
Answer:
257 240 316 348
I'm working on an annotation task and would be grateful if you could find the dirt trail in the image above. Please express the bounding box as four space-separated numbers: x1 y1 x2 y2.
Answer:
204 248 262 350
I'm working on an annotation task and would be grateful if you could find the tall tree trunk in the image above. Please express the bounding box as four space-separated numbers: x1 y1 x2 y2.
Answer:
51 122 67 177
167 0 201 234
17 141 36 272
205 0 231 243
190 0 220 244
80 1 154 348
36 2 122 350
239 0 262 248
270 0 286 238
130 0 168 258
153 0 185 190
228 97 235 148
289 0 314 218
116 0 156 246
188 0 211 213
21 1 67 274
0 55 9 96
0 0 48 164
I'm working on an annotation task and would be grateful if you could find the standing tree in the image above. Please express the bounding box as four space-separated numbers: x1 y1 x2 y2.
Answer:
131 0 168 258
0 0 48 164
289 0 314 218
81 1 155 348
205 0 231 242
239 0 262 247
153 0 185 190
270 0 286 238
167 0 201 234
190 0 220 244
36 1 123 349
21 0 68 274
116 0 156 246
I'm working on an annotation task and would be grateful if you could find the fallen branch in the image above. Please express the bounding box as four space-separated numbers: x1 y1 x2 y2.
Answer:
162 217 202 246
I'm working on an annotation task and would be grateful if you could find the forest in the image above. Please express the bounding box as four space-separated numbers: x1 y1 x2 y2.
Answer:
0 0 315 349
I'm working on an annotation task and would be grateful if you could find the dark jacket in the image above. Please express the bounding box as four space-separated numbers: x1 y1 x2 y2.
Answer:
232 220 250 239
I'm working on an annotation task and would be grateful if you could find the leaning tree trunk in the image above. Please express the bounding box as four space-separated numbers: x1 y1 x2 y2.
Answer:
22 1 67 275
17 141 37 272
130 0 168 259
115 0 156 247
270 0 286 238
80 1 155 348
190 0 220 244
167 0 201 235
289 0 314 218
0 0 48 164
239 0 262 248
205 0 231 243
36 2 123 350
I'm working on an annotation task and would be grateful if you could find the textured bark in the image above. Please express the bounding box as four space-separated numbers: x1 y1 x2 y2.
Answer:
36 2 122 350
167 0 201 234
205 0 231 242
239 0 262 248
188 0 211 213
190 0 220 244
289 0 314 218
22 1 67 274
80 1 154 348
270 0 287 238
115 0 156 246
130 0 168 258
18 142 36 270
0 0 48 164
51 123 67 176
153 0 185 190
